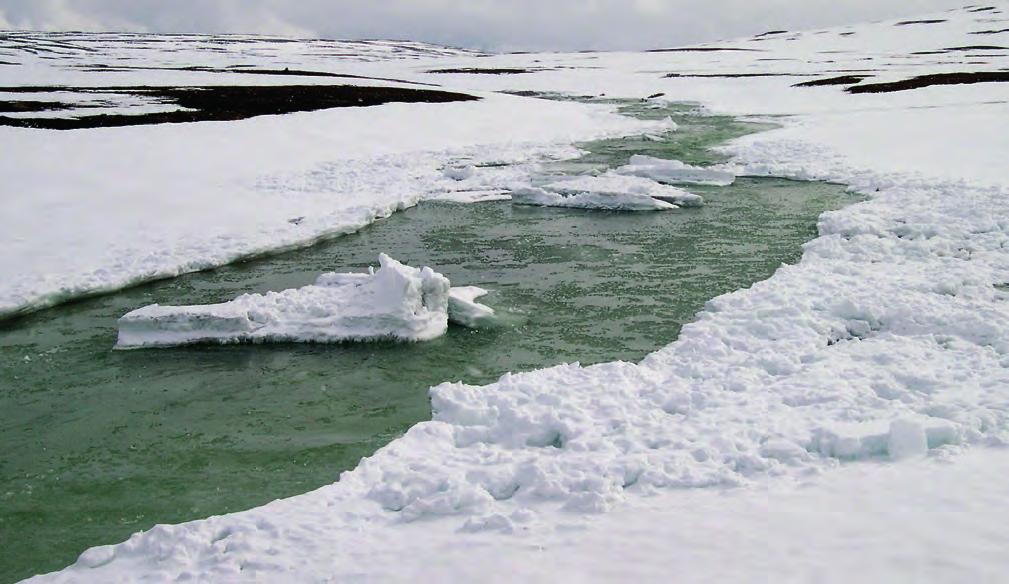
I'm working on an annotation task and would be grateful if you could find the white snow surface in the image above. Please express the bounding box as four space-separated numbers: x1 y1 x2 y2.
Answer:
511 185 677 211
616 154 736 187
115 255 452 348
18 3 1009 582
543 173 704 207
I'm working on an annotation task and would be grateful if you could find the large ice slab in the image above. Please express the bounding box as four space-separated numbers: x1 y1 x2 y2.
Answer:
543 174 704 207
116 255 451 348
616 155 736 186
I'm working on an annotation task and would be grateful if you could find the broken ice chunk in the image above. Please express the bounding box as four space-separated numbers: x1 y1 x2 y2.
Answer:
116 254 451 348
617 154 735 186
448 286 496 328
444 165 476 181
511 186 677 212
544 174 703 208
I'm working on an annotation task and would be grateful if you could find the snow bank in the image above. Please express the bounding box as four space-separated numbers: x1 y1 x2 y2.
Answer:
511 186 677 211
116 255 451 348
616 155 736 186
324 448 1009 583
448 286 496 329
0 92 662 320
543 174 704 207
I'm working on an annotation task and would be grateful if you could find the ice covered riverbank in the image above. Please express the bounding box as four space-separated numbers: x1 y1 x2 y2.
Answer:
0 91 664 320
12 3 1009 582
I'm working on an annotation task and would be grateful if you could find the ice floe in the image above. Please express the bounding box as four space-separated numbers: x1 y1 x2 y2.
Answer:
116 255 453 348
617 154 736 186
543 173 704 207
510 172 703 210
510 186 678 211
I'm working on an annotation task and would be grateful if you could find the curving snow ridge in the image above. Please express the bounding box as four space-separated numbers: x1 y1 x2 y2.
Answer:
511 185 678 211
616 154 736 186
116 255 451 348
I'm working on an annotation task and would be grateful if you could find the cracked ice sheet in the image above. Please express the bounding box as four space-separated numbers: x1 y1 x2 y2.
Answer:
0 91 661 319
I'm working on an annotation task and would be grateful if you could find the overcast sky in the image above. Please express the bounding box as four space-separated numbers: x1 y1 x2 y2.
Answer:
0 0 973 51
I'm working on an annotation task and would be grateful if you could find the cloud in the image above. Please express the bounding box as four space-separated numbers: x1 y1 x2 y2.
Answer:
0 0 972 50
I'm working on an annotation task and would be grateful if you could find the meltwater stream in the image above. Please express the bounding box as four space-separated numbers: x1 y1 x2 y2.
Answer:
0 102 853 582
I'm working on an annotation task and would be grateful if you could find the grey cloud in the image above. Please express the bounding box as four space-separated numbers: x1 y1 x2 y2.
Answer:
0 0 973 51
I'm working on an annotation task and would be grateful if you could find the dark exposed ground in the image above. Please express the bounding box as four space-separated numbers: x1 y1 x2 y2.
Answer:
427 67 539 74
896 19 948 26
794 75 872 87
0 84 479 130
665 72 810 79
0 100 75 113
71 64 437 86
845 71 1009 93
944 44 1009 50
971 28 1009 34
753 30 788 40
647 47 762 53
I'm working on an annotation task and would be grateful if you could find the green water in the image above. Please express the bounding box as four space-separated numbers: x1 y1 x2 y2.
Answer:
0 102 853 582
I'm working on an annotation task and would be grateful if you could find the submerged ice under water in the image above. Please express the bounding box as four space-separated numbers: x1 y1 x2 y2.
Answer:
0 102 854 582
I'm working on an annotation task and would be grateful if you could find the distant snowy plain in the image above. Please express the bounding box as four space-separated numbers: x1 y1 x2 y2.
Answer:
4 4 1009 582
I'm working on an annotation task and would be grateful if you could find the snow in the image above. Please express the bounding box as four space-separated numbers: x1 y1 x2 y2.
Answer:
511 185 678 211
344 448 1009 584
0 89 661 319
448 286 496 329
14 2 1009 582
115 255 451 348
443 164 477 181
616 154 736 187
887 419 929 461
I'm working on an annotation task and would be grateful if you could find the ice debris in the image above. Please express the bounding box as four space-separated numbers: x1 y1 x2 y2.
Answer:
616 154 736 186
543 174 704 208
116 254 492 348
511 186 677 211
448 286 496 329
443 164 476 181
812 417 959 461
